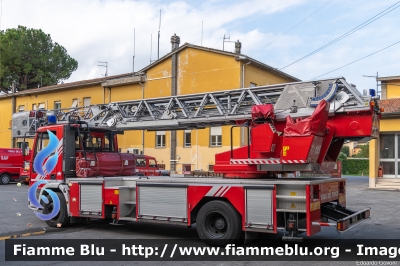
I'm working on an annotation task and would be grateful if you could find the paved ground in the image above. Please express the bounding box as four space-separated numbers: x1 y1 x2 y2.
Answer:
0 176 399 266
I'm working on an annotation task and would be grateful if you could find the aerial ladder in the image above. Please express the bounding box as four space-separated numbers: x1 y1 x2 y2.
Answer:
12 77 381 245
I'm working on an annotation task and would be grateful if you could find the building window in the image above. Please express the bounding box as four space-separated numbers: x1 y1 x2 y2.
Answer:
83 97 91 106
184 130 191 147
210 126 222 147
32 104 37 110
17 142 29 149
250 82 257 87
156 131 166 148
54 101 61 109
17 105 25 112
71 99 78 108
208 165 214 172
38 103 45 109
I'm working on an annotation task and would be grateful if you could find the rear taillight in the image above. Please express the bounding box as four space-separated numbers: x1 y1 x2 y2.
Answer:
337 220 350 231
363 209 370 219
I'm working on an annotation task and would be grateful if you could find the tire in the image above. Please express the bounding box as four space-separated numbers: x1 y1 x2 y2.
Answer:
196 200 242 246
42 191 70 227
0 173 11 185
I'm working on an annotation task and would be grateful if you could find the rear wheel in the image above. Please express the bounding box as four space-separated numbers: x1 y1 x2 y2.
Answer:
196 200 242 246
0 173 11 185
42 191 70 227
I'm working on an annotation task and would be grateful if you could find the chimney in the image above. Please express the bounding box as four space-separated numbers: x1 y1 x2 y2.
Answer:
235 40 241 54
171 33 180 51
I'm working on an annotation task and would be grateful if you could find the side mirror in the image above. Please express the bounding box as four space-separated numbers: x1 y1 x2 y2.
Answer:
21 142 28 156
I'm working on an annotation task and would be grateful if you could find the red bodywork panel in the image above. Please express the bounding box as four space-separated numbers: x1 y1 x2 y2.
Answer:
69 182 80 216
281 136 323 162
251 124 280 153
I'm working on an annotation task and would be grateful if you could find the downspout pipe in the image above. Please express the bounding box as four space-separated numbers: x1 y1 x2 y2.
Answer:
139 81 145 154
241 59 251 147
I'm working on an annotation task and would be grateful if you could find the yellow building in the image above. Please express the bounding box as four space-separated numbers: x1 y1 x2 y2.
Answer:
343 141 368 157
369 75 400 187
0 35 299 173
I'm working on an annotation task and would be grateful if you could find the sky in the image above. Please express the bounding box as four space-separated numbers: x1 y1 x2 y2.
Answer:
1 0 399 94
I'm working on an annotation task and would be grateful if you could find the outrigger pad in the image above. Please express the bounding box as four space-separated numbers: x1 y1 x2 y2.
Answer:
284 100 330 137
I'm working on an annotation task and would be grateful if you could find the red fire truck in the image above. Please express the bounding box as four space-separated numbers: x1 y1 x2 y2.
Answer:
0 148 25 184
15 77 380 245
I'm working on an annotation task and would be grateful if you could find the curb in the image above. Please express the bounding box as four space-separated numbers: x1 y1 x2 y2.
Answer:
0 227 47 241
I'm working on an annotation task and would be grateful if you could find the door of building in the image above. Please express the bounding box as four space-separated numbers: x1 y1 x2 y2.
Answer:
379 133 400 177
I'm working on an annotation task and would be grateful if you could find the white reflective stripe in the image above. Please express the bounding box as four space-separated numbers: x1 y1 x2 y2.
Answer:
217 186 231 197
206 186 221 197
205 186 231 197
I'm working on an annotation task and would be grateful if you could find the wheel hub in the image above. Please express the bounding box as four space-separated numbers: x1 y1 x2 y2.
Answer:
215 218 226 230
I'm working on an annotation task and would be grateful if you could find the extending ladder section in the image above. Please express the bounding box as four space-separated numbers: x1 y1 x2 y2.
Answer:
12 77 374 137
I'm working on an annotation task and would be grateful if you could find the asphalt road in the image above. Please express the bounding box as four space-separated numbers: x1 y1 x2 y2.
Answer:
0 176 399 266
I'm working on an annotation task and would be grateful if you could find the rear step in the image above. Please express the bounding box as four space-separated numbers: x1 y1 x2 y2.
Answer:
321 203 370 233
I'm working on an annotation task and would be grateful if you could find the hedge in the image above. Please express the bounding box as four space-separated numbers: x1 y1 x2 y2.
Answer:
341 159 369 175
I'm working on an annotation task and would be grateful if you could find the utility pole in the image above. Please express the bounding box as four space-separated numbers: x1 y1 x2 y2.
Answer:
133 28 135 73
363 72 379 95
158 9 161 60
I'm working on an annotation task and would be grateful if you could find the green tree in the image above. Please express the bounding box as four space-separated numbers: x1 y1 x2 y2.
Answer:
0 25 78 92
337 151 347 161
340 145 350 157
354 142 369 158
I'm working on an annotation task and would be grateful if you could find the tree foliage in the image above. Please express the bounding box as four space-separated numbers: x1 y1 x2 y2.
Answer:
354 142 369 158
0 25 78 92
337 152 347 161
342 159 369 175
340 146 350 157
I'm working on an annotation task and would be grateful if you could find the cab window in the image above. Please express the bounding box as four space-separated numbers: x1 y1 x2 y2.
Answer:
149 159 157 168
136 158 146 167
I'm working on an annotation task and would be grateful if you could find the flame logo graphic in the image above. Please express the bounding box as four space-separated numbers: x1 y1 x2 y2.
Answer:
29 130 61 220
33 130 59 177
28 180 60 220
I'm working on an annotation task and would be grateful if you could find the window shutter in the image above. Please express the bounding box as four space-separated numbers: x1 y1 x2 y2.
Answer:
210 126 222 135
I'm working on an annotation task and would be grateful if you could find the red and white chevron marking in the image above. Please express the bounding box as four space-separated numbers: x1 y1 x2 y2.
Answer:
312 222 336 227
205 186 231 197
230 159 306 164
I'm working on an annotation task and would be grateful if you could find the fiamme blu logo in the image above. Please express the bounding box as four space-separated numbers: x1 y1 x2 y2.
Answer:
28 130 60 220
